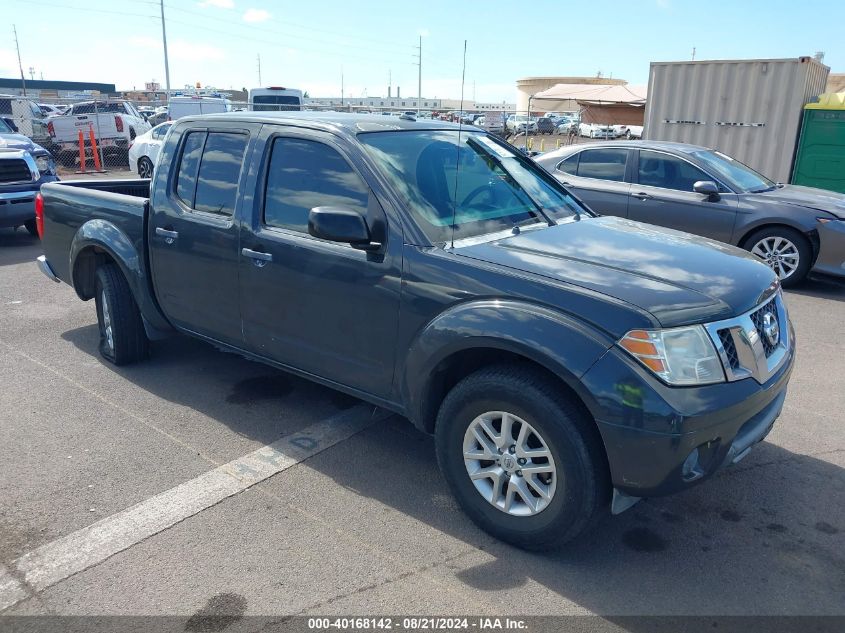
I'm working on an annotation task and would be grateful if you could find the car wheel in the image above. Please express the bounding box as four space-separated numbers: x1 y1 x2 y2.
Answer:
435 364 609 550
138 156 154 179
24 219 39 238
744 226 812 287
94 263 149 365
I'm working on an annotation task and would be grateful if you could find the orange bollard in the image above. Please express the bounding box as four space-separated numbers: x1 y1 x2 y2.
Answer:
88 124 102 172
77 130 86 173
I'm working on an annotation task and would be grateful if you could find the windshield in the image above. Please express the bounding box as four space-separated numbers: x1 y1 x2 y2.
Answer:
0 117 12 133
360 130 586 243
691 149 776 193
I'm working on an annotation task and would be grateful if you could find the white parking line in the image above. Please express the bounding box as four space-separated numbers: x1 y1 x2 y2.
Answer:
0 565 28 611
2 404 388 610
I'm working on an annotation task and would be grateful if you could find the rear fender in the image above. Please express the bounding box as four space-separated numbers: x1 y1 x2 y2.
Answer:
401 299 614 432
69 219 172 336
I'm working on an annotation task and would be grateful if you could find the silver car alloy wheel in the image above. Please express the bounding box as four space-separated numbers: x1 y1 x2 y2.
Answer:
751 236 800 281
101 290 114 353
463 411 557 516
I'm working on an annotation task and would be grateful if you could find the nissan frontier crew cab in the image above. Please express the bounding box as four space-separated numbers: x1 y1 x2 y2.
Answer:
36 113 795 550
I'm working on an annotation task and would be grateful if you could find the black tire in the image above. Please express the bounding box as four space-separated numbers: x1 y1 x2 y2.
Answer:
435 364 609 550
24 219 39 238
94 263 148 365
138 157 154 179
742 226 812 288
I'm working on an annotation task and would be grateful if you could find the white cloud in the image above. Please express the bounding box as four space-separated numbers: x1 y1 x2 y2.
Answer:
243 8 271 22
656 0 671 8
198 0 234 8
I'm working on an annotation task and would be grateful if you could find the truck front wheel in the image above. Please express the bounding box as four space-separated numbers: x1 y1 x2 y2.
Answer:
435 364 609 550
94 264 149 365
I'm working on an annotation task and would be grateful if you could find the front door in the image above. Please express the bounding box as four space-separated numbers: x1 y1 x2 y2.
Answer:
627 149 738 243
239 128 402 399
149 124 254 346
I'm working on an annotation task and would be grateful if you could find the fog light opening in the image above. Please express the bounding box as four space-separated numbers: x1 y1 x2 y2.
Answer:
682 447 705 482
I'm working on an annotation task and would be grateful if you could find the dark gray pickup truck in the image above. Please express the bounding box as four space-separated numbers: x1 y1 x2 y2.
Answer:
37 113 795 549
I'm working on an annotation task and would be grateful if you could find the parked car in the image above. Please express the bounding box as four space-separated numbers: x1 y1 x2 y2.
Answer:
0 116 58 236
0 94 51 149
555 117 578 135
37 113 794 550
612 124 643 139
535 140 845 285
47 100 151 166
128 122 172 178
579 122 614 139
38 103 66 117
169 96 231 120
506 115 537 134
536 117 556 135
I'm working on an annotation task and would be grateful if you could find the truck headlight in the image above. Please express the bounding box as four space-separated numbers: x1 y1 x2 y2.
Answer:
35 155 54 175
619 326 725 386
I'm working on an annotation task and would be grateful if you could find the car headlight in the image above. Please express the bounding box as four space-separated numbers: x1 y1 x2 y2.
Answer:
34 155 54 174
619 326 725 386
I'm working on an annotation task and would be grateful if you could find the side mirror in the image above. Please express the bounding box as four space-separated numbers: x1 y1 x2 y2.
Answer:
693 180 720 201
308 206 381 251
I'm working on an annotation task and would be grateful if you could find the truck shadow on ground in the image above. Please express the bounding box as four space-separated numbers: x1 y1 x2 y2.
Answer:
788 278 845 304
0 228 40 267
61 323 845 618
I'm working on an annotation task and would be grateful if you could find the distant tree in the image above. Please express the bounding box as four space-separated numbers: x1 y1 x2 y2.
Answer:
303 91 310 98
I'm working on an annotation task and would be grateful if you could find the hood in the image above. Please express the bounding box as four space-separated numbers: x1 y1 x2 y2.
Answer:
458 216 777 327
0 133 45 154
754 184 845 219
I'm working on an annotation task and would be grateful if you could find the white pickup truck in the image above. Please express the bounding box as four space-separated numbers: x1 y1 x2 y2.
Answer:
46 100 150 166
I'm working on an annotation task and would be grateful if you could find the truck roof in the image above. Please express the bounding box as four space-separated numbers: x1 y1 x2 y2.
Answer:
178 111 467 135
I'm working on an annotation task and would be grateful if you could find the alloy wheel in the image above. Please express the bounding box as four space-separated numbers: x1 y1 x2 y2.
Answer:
463 411 557 516
751 236 800 281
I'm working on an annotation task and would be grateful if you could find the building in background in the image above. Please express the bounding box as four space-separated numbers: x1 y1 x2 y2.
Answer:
304 95 515 112
0 78 117 101
516 76 626 114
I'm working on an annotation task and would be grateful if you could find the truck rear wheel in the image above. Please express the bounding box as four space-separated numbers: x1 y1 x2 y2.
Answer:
434 364 609 550
94 263 148 365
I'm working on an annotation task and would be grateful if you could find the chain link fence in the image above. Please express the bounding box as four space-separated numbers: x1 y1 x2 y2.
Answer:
7 95 637 178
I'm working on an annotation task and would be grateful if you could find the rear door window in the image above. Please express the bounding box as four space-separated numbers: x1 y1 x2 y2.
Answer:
576 148 628 181
174 130 248 216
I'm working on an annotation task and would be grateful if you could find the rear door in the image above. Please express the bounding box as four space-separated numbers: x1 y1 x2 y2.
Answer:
627 149 738 242
551 147 632 218
149 122 255 346
238 126 402 398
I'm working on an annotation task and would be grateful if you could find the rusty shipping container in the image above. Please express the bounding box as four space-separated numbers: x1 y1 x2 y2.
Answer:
643 57 829 182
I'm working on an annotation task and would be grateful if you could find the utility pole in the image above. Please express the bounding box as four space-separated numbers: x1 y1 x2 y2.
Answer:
160 0 172 103
416 35 422 114
28 66 35 81
341 68 344 108
692 46 696 61
12 25 27 96
257 54 262 86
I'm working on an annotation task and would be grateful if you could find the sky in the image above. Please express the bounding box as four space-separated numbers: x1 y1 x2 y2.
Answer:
1 0 842 103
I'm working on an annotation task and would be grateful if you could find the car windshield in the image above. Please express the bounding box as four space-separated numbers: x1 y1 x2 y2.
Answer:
0 118 13 133
360 130 586 243
691 149 776 193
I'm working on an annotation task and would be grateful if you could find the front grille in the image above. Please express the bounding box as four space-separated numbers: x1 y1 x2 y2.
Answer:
718 329 739 368
0 158 32 183
750 300 779 357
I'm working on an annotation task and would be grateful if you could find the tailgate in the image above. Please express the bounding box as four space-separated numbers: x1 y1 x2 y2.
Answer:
51 114 119 142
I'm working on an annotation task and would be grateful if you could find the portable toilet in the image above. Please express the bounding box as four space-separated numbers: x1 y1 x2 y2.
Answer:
792 92 845 193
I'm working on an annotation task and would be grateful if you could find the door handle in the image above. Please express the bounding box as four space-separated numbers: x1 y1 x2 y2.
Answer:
242 248 273 267
155 227 178 243
631 192 653 200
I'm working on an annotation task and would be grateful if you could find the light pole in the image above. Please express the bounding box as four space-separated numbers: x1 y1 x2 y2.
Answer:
160 0 171 104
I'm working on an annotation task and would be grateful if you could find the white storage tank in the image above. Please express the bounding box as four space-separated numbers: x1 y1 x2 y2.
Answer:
643 57 829 183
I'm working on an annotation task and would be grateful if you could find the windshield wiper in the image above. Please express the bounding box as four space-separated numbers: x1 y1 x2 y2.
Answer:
465 136 553 226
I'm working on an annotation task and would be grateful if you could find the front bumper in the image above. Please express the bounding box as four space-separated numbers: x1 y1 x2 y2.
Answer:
581 322 795 499
812 219 845 278
0 175 58 228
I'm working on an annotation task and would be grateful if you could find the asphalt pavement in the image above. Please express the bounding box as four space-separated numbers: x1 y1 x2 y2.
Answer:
0 227 843 623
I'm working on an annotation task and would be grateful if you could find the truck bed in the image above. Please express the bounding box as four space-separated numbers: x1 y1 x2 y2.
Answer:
39 179 151 286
